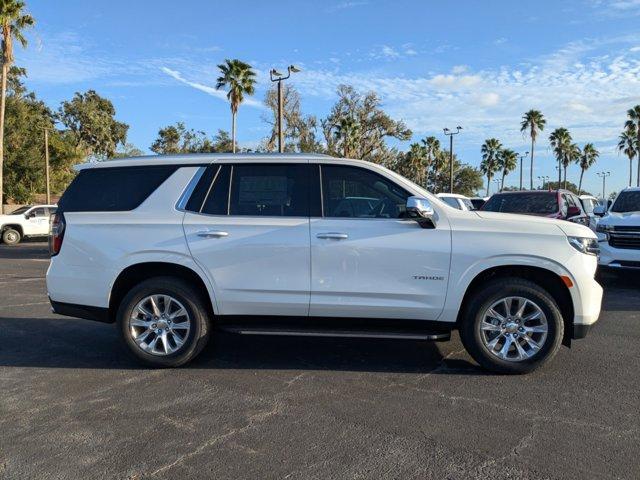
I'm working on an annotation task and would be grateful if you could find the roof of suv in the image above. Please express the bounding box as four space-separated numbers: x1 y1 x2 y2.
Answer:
75 153 335 170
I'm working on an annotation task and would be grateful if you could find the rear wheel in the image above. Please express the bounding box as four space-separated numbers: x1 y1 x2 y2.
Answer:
460 278 564 374
2 228 21 245
117 277 210 367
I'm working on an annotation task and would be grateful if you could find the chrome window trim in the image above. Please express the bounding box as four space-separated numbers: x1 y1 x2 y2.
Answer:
175 166 206 212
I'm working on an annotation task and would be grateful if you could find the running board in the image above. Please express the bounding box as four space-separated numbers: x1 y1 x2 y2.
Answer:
220 326 451 341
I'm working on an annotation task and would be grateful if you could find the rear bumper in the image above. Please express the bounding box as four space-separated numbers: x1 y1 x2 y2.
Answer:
50 299 111 323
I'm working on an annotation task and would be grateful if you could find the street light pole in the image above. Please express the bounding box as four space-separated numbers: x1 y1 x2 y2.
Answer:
443 126 462 193
493 177 501 192
269 65 301 153
597 171 611 200
519 151 529 191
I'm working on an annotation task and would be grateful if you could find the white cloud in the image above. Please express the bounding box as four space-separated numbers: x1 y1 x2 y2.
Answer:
325 1 368 12
160 67 264 109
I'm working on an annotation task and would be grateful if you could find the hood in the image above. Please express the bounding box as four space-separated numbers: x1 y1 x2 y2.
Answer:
599 211 640 226
475 211 595 238
0 213 18 221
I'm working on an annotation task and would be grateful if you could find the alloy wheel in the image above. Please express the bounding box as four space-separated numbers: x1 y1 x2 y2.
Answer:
128 294 191 356
479 296 548 362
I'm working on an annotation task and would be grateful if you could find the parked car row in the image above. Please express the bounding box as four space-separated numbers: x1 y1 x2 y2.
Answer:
0 204 57 245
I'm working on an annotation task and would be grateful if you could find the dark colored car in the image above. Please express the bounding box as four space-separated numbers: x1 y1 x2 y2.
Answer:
470 197 486 210
481 190 590 226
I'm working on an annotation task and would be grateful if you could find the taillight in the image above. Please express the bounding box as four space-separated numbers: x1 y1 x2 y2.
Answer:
50 212 65 256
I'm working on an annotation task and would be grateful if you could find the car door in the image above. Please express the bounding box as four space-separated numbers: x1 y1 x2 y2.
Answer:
23 207 49 235
183 163 312 316
309 163 451 320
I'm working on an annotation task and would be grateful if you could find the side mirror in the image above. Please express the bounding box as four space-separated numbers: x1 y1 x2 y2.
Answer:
593 205 606 217
406 196 436 229
566 205 581 218
25 212 34 219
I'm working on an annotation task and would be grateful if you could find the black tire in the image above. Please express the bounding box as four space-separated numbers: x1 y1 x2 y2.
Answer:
2 228 21 245
117 276 211 367
459 277 564 374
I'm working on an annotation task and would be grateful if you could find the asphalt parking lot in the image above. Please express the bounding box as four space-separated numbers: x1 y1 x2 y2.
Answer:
1 242 639 479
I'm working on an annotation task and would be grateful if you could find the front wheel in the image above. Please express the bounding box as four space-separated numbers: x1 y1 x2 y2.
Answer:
117 277 211 367
459 278 564 374
2 228 21 245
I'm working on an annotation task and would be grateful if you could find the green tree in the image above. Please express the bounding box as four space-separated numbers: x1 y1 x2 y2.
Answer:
421 136 441 191
497 148 518 190
520 110 546 190
151 122 234 154
549 127 571 186
322 85 411 166
215 59 256 154
618 124 637 187
625 105 640 187
262 83 320 153
0 0 34 207
395 142 427 185
113 143 144 158
565 143 581 190
58 90 128 158
333 116 360 158
578 143 599 193
480 138 502 196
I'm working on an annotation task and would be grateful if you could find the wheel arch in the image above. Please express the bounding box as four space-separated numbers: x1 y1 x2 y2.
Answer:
456 265 574 346
1 223 24 236
108 262 215 324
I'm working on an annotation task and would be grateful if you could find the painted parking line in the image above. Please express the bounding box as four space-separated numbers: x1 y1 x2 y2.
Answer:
2 301 50 308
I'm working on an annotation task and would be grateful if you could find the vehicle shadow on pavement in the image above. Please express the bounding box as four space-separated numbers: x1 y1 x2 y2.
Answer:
0 316 482 374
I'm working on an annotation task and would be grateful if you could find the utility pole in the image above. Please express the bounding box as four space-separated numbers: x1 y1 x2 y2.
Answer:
443 126 462 193
519 151 529 190
269 65 301 153
44 128 50 204
597 171 611 200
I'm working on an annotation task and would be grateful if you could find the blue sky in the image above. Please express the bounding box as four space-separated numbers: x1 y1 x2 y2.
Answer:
19 0 640 195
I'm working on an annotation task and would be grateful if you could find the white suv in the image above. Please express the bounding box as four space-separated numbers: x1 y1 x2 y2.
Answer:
595 187 640 269
0 204 57 244
46 154 603 374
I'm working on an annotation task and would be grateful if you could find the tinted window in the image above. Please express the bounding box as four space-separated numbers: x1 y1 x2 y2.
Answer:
470 198 485 210
580 198 594 214
611 191 640 213
58 166 177 212
229 164 309 217
31 208 47 217
201 165 231 215
11 206 30 215
483 192 559 214
441 197 462 209
321 165 409 218
185 165 219 212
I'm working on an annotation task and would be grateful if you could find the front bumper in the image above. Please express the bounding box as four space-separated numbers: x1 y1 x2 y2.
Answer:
598 237 640 269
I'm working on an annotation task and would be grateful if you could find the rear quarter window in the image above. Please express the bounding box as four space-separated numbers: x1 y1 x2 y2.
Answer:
58 165 178 212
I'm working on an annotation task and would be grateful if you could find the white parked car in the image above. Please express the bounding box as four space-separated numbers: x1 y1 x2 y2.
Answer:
436 193 475 211
579 194 600 231
0 204 57 245
46 154 602 374
594 187 640 269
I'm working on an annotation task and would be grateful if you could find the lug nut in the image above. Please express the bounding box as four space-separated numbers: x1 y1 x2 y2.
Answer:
151 323 157 329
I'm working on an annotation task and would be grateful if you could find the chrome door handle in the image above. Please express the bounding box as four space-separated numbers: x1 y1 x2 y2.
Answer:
316 232 348 240
197 230 229 238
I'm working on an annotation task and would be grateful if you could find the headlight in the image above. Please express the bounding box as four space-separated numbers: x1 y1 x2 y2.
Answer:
568 236 599 256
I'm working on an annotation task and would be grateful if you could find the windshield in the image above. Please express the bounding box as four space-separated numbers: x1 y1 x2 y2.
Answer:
10 206 30 215
611 191 640 213
482 193 558 214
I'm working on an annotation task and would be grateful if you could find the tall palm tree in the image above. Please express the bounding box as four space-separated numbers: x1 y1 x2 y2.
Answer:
564 143 581 190
549 128 571 186
215 59 256 153
421 136 440 190
617 125 637 187
578 143 599 193
498 148 518 191
0 0 33 208
520 110 546 190
624 105 640 186
334 116 360 158
480 138 502 196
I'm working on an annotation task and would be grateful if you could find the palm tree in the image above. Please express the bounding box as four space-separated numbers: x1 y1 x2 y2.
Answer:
334 117 360 158
578 143 599 193
520 110 546 190
549 128 571 186
624 105 640 186
0 0 33 208
421 136 440 190
498 148 518 191
215 59 256 153
480 138 502 196
617 125 637 187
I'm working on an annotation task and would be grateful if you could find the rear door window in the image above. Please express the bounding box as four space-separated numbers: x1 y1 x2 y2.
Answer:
58 165 178 212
